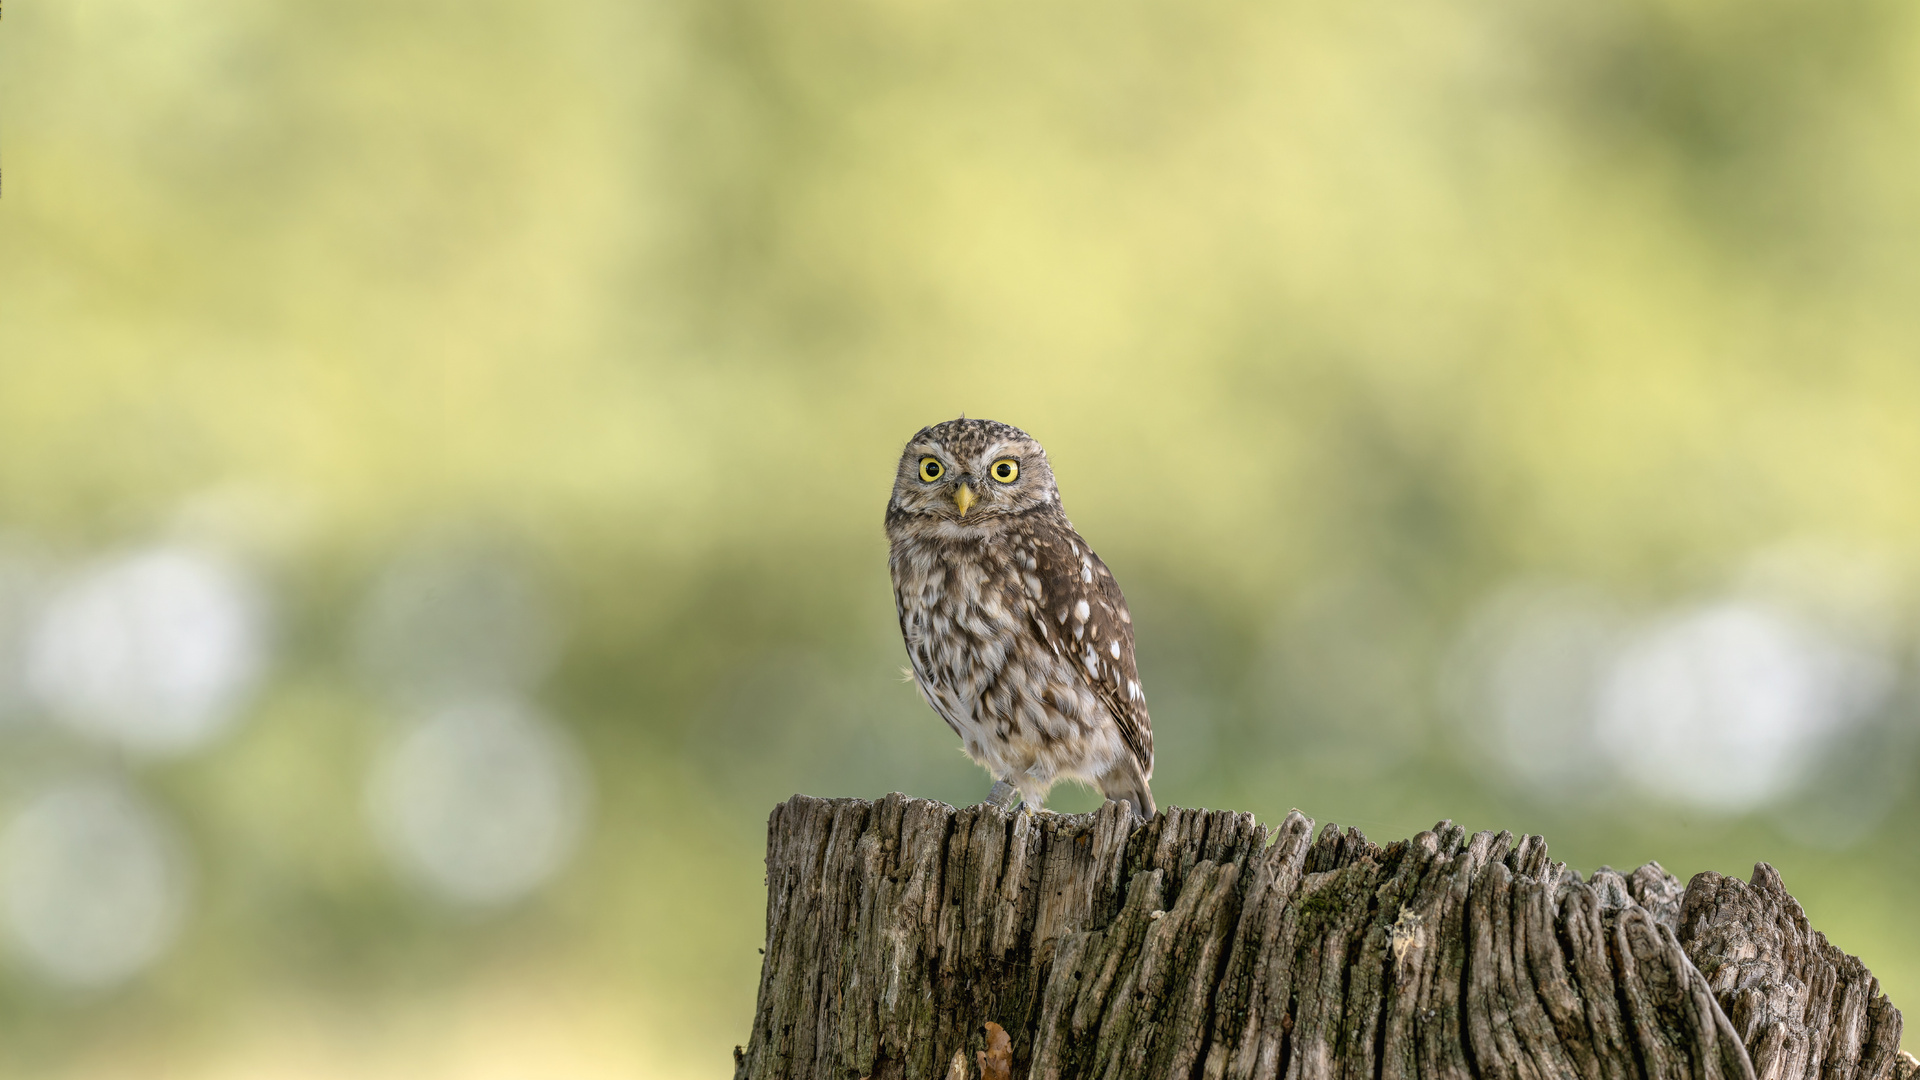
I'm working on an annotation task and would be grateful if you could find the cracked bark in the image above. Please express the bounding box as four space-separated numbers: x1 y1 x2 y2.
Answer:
734 796 1910 1080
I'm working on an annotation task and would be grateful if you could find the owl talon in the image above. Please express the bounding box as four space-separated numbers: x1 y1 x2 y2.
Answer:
984 780 1020 810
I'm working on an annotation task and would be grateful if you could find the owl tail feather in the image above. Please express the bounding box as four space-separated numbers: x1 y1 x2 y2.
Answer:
1098 758 1156 823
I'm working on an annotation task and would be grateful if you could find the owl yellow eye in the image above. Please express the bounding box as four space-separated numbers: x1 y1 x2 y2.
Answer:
919 457 945 482
990 459 1019 483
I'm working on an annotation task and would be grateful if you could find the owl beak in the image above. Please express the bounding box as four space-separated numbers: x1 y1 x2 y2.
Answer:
952 483 977 517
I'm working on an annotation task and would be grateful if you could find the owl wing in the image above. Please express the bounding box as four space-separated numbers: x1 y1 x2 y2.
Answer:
1024 523 1154 778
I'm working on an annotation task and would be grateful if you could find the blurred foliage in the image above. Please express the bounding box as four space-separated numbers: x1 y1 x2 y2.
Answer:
5 0 1920 1074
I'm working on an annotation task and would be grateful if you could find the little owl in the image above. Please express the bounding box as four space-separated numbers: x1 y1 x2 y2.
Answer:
886 418 1155 821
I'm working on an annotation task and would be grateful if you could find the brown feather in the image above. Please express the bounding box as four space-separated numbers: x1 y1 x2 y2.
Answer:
886 417 1156 819
1023 527 1153 779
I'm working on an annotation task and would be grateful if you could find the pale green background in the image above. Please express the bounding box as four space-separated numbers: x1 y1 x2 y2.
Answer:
4 0 1920 1075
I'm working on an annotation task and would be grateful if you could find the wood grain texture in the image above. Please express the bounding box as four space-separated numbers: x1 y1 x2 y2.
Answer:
735 796 1909 1080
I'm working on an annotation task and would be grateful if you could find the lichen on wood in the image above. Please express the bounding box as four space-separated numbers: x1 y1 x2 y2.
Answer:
734 795 1911 1080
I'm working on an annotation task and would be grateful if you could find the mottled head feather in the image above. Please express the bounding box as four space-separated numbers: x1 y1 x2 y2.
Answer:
886 417 1064 534
907 417 1031 461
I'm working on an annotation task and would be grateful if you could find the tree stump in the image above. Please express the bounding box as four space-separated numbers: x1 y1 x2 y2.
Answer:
733 795 1912 1080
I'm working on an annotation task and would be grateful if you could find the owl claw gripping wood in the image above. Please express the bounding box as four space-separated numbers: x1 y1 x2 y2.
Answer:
885 418 1157 822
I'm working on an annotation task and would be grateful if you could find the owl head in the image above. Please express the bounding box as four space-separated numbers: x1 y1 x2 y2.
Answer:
888 418 1062 529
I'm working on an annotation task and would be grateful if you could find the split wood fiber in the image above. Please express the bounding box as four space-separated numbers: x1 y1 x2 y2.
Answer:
734 795 1912 1080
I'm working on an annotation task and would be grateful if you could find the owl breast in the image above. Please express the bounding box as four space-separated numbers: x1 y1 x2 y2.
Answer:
889 535 1128 787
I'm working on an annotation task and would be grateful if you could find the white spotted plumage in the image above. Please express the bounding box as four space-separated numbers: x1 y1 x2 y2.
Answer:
884 418 1156 820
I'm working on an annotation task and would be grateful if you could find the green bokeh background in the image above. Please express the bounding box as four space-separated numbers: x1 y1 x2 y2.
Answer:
5 0 1920 1074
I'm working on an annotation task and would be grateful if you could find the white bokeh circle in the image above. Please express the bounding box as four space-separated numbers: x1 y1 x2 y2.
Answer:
368 700 589 908
1596 602 1893 812
0 780 189 989
25 546 268 756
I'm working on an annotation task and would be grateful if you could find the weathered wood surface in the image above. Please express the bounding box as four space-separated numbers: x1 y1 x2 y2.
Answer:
1681 867 1906 1080
734 795 1911 1080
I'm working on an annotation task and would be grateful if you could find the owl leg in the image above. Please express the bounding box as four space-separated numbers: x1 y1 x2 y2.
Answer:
983 779 1021 810
1015 765 1056 814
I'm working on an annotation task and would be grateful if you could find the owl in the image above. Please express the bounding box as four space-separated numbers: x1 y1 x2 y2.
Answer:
886 418 1155 821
